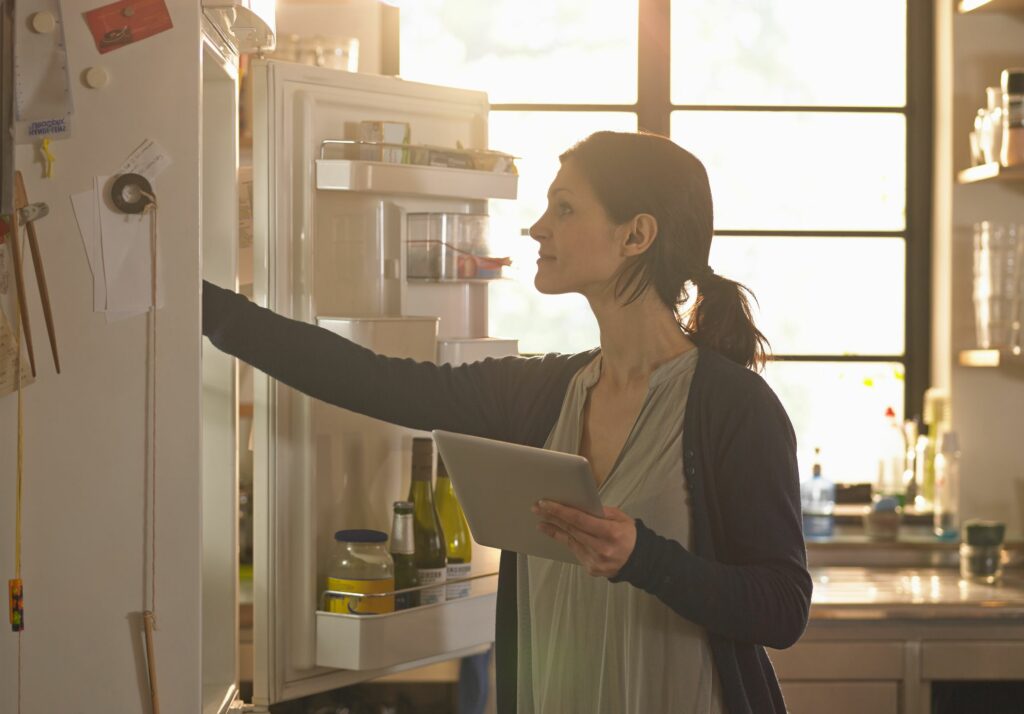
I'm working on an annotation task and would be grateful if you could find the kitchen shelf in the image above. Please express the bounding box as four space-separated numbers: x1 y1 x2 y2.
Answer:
316 158 518 200
958 0 1024 13
957 162 1024 183
958 347 1024 367
315 578 497 671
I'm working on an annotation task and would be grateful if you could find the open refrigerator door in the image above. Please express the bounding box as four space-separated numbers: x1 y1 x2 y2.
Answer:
199 4 273 714
249 60 519 706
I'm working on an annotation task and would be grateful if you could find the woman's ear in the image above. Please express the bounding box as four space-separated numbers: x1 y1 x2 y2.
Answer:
621 213 658 256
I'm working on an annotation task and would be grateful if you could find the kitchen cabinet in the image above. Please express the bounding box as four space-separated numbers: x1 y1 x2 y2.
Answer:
770 568 1024 714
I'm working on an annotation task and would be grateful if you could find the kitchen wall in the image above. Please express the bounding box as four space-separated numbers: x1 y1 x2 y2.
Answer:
933 0 1024 539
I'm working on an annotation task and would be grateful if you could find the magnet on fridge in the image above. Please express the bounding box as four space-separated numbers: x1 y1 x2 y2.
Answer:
84 0 173 55
84 66 110 89
31 11 56 33
40 139 55 177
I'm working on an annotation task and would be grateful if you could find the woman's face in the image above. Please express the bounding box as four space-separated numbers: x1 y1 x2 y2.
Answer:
528 158 628 297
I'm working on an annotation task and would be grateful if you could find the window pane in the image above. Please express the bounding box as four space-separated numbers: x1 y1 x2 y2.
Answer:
487 112 637 354
710 236 905 355
671 0 906 107
671 112 906 231
763 361 905 485
399 0 638 104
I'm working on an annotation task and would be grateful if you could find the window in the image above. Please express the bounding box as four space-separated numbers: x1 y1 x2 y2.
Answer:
400 0 931 483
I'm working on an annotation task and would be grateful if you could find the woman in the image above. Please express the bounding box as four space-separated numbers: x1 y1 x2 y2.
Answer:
204 131 811 713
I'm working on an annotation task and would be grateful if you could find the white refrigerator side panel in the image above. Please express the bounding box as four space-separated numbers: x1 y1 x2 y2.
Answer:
251 61 495 704
0 3 205 713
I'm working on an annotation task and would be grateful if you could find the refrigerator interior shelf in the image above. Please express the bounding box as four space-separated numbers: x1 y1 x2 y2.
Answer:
315 574 498 671
316 159 518 200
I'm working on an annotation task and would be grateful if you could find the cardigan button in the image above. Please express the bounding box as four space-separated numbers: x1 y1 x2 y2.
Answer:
685 449 695 460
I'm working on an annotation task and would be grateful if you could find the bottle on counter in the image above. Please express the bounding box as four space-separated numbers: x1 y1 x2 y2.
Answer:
390 500 420 610
916 388 950 508
933 430 961 540
801 447 835 540
327 529 395 615
902 417 920 507
435 455 472 600
408 437 447 605
875 406 906 507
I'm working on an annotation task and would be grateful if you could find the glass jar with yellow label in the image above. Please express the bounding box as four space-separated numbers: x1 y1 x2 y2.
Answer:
327 529 395 615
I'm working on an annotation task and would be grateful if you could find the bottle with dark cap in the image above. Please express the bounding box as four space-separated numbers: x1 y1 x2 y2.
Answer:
390 501 420 610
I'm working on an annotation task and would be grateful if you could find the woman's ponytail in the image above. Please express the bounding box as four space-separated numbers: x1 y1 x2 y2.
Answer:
685 272 770 371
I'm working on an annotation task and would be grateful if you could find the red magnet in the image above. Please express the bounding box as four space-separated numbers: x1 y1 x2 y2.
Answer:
84 0 173 55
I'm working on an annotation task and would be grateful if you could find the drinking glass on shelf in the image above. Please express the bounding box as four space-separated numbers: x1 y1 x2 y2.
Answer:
982 86 1004 165
973 221 1024 349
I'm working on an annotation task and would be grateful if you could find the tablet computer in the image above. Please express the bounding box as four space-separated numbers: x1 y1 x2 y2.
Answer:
432 429 604 564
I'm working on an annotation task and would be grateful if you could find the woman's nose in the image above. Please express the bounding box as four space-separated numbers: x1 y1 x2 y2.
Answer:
528 218 546 242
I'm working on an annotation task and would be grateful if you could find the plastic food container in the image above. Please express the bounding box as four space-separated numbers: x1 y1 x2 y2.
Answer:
407 213 509 280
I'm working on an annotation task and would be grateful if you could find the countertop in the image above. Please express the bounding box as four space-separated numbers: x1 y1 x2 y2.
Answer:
809 566 1024 620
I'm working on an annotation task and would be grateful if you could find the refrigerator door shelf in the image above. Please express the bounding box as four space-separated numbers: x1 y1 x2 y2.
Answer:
316 159 518 200
202 0 276 54
317 316 439 362
315 581 498 671
438 337 519 366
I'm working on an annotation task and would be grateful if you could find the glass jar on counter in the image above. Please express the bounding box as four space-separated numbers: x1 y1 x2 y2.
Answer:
959 519 1006 584
327 529 395 615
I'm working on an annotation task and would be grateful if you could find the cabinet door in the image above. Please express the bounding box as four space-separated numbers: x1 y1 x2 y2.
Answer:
922 641 1024 680
780 682 900 714
770 641 905 679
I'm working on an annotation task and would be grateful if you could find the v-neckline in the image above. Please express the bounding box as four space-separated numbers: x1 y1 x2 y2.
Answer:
575 355 650 492
573 349 699 491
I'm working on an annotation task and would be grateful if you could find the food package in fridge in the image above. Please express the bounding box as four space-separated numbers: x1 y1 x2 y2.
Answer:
359 120 410 163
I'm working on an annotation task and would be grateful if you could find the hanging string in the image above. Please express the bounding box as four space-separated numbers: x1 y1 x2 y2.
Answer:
4 216 27 713
141 193 161 714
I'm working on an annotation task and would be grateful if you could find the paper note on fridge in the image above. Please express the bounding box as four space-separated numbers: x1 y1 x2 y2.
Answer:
119 139 172 183
71 187 105 311
71 177 164 320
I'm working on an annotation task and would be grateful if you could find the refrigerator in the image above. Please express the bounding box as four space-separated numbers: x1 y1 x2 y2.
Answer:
0 1 516 712
245 44 520 709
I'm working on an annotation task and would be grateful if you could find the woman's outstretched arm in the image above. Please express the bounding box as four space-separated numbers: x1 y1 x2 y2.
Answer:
203 280 590 445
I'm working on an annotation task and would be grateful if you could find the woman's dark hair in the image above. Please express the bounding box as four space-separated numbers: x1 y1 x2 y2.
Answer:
559 130 770 371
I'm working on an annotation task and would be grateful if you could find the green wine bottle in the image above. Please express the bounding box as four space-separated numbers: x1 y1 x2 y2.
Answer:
435 456 472 600
389 501 419 610
408 438 446 605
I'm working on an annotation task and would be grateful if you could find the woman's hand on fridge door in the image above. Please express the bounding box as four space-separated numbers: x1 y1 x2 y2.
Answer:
533 500 637 578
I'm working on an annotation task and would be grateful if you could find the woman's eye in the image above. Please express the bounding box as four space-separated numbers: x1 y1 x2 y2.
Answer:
557 202 572 216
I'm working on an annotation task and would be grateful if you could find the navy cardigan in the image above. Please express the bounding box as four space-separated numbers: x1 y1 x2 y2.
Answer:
202 281 812 714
